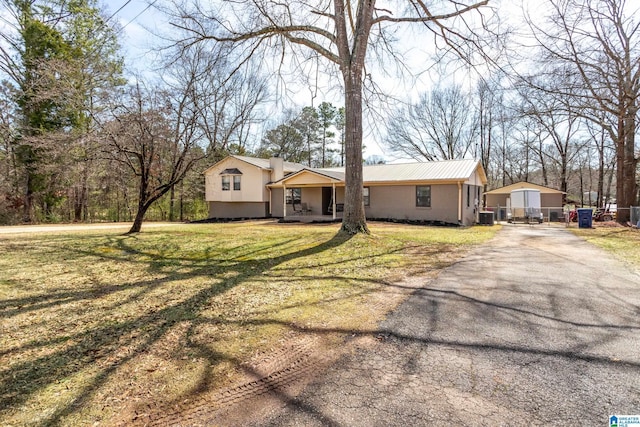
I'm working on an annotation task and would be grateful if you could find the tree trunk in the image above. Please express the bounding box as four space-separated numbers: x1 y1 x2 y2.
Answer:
128 178 149 233
179 179 184 222
335 0 374 235
23 173 33 223
597 131 605 208
74 163 89 222
340 73 368 234
169 183 175 222
623 114 637 208
128 202 146 233
615 110 637 224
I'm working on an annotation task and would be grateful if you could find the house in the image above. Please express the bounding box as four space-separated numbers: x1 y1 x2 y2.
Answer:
484 182 565 221
204 155 487 226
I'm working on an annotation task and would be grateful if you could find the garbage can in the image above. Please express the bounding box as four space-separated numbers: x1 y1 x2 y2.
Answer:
577 208 593 228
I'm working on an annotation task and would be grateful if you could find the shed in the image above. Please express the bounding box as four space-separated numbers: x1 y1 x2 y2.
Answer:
485 182 565 222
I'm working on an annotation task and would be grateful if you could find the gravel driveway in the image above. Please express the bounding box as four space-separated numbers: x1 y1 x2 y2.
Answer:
259 224 640 426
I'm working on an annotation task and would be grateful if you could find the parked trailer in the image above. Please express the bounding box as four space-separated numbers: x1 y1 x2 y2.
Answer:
507 188 544 224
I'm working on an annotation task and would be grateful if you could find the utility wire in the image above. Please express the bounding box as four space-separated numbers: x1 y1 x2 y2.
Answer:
119 0 160 32
105 0 134 24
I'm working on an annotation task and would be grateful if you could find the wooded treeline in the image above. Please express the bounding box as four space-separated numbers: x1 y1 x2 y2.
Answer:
0 0 637 228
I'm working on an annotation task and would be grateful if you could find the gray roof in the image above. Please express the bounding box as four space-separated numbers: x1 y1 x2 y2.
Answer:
319 159 485 183
232 155 304 173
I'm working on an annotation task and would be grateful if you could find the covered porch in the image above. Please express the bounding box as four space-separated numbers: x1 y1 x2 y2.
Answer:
268 168 346 220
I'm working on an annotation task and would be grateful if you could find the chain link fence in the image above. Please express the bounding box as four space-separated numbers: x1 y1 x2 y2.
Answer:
632 206 640 227
485 205 640 226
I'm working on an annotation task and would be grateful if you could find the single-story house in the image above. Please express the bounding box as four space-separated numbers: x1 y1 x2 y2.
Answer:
204 155 488 226
484 182 565 221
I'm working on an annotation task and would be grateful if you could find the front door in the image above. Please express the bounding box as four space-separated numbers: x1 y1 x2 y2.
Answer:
322 187 332 215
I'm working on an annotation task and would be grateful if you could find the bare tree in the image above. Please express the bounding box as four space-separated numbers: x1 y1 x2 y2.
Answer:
585 117 617 207
524 0 640 222
514 84 586 195
166 0 490 234
98 83 204 233
165 43 268 162
385 85 478 161
162 42 268 220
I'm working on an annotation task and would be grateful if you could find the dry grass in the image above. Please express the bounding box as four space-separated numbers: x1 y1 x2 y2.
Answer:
571 224 640 270
0 221 498 426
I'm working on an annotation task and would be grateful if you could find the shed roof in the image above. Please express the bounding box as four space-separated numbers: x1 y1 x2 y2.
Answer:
485 182 565 195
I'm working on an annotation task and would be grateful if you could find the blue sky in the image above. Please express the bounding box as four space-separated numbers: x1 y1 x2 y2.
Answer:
107 1 164 75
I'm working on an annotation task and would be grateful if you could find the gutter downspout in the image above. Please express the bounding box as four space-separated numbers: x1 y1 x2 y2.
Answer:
458 182 463 225
268 187 272 216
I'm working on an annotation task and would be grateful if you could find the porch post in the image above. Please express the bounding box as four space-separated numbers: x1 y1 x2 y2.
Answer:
457 182 463 224
332 183 336 220
283 184 287 218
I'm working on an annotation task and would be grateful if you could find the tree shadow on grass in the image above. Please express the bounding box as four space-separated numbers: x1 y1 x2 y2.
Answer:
199 284 640 426
0 230 357 426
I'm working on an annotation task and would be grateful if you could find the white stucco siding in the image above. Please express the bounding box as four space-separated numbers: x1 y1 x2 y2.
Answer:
205 158 269 202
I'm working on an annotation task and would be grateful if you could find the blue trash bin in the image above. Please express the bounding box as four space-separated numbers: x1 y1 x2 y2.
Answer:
577 208 593 228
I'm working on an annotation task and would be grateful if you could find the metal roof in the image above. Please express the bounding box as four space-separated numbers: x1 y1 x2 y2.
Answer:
208 156 486 185
306 168 346 181
485 182 565 194
319 159 486 184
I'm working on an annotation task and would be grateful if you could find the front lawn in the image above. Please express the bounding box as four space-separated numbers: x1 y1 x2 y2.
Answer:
0 221 497 426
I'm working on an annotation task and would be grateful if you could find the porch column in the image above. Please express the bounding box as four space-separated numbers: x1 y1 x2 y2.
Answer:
283 184 287 218
332 183 336 220
457 182 462 224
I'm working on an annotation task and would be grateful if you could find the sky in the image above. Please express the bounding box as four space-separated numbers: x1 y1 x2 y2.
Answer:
107 0 394 159
106 0 528 162
107 1 165 75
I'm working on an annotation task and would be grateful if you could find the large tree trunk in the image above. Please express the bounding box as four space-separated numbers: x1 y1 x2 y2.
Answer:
340 67 368 234
336 0 373 235
621 116 637 220
615 110 637 224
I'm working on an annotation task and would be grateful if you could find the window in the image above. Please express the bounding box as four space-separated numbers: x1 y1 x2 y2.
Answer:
467 185 470 208
416 186 431 207
363 187 370 207
286 188 301 204
221 168 242 191
221 176 230 191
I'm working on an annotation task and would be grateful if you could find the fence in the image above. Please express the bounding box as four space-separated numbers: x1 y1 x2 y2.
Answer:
485 206 564 223
632 206 640 226
486 205 640 225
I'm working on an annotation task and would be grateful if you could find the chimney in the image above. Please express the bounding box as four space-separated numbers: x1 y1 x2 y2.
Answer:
270 157 284 182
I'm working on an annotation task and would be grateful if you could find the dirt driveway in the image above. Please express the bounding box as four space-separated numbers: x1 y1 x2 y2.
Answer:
251 224 640 426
